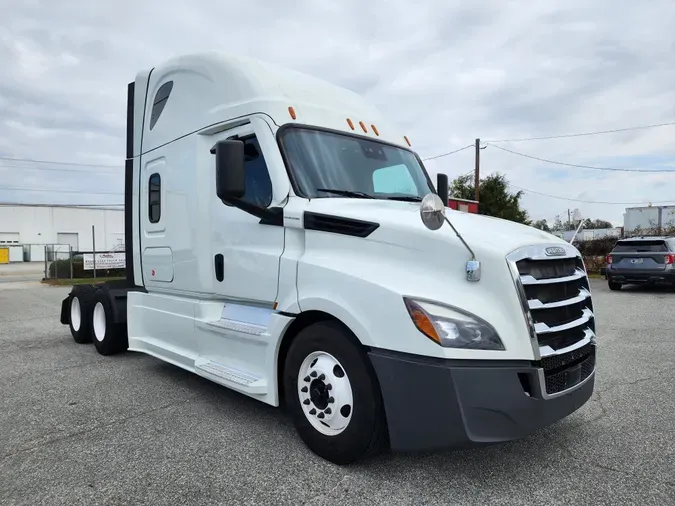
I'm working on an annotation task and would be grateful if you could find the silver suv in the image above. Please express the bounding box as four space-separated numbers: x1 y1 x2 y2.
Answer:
606 236 675 290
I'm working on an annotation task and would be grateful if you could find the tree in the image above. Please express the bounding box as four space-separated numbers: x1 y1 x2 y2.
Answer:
583 218 613 229
532 219 551 232
449 172 530 224
551 216 568 232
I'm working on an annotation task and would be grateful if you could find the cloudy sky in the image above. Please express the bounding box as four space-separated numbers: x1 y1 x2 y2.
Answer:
2 0 675 226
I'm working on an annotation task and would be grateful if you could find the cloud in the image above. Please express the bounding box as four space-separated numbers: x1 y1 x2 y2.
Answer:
2 0 675 225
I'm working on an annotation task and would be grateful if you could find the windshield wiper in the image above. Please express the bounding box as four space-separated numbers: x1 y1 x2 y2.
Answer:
383 195 423 202
316 188 376 199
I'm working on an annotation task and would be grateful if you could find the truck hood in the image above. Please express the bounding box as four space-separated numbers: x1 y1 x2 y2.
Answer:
304 198 568 255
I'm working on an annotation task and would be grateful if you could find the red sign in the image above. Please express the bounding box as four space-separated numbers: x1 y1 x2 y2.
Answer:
448 198 479 214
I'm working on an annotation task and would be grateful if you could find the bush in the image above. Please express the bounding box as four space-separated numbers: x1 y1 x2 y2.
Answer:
48 258 125 279
582 255 606 274
575 236 618 257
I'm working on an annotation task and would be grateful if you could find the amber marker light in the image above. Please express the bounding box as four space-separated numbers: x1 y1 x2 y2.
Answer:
288 106 297 120
404 135 411 146
346 118 355 130
371 124 380 136
403 298 441 345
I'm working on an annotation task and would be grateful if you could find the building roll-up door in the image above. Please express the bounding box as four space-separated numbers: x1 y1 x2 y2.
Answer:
0 232 20 244
57 233 79 251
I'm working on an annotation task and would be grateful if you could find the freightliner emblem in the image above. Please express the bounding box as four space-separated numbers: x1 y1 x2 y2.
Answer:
545 246 566 256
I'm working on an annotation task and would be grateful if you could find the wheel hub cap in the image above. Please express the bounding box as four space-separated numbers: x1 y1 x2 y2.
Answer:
309 379 329 409
93 302 106 342
297 351 353 436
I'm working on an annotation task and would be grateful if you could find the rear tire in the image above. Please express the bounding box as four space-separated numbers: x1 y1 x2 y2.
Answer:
90 285 128 356
283 320 388 465
68 285 96 344
608 279 622 291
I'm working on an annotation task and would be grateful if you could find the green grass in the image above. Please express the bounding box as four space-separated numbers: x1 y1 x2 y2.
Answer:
42 277 124 286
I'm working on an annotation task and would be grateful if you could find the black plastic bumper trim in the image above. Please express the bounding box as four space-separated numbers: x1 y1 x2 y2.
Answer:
367 347 594 452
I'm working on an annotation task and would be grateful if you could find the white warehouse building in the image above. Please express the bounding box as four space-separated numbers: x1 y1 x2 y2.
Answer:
624 205 675 234
0 204 124 263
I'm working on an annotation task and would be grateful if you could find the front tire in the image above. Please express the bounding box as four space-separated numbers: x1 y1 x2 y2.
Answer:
283 321 388 465
90 286 128 356
608 279 622 291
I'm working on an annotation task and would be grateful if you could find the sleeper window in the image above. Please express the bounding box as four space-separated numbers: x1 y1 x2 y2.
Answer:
149 173 161 223
149 81 173 130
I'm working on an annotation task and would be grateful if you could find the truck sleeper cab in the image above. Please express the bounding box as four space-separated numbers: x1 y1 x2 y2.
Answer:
59 52 596 465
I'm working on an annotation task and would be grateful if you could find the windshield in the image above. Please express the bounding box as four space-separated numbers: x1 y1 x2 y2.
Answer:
279 127 435 200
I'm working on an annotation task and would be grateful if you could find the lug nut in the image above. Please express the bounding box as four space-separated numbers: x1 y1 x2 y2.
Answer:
310 371 317 378
317 412 325 419
324 408 332 414
326 384 332 390
328 397 334 404
301 386 308 393
318 373 325 381
303 376 310 382
303 399 310 405
309 408 316 415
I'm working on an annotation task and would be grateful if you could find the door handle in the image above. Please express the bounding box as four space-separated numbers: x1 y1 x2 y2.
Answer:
214 254 224 282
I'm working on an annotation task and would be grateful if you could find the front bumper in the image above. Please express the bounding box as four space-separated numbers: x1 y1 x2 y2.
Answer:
368 346 595 452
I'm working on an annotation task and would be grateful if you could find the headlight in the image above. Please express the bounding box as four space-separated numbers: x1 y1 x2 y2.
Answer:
403 297 505 350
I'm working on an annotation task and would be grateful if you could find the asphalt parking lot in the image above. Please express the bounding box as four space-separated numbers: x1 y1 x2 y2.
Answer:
1 279 674 505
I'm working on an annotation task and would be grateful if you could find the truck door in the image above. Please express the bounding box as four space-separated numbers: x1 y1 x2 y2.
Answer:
209 122 285 305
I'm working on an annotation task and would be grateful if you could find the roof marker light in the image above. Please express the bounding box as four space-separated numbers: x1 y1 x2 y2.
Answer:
346 118 355 130
404 135 411 146
288 106 297 120
371 124 380 136
359 121 368 133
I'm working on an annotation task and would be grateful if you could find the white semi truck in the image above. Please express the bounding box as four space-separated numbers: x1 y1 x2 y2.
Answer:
60 52 597 465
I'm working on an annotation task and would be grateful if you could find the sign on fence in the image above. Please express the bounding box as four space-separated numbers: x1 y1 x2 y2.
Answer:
83 252 126 270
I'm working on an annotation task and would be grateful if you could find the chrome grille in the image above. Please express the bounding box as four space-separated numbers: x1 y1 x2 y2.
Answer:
507 244 597 397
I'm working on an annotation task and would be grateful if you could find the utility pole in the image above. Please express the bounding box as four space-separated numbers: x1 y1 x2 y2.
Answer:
474 138 480 202
567 209 571 230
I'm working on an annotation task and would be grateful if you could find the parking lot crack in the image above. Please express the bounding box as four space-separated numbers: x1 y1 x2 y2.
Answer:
573 389 609 427
562 443 675 491
1 396 197 461
301 474 353 505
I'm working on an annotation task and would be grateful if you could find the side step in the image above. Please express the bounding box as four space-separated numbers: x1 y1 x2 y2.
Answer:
206 318 266 336
195 359 267 395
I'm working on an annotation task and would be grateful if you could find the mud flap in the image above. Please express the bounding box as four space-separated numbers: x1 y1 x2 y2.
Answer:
60 297 70 325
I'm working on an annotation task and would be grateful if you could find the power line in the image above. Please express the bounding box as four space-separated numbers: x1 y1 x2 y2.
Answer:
509 182 675 205
0 202 124 207
0 164 121 174
0 155 121 168
485 120 675 143
0 185 123 195
489 143 675 173
422 144 473 161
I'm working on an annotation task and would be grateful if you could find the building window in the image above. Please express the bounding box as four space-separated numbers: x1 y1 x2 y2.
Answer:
149 173 161 223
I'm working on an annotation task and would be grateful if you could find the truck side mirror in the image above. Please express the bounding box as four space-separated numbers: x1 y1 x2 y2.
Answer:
436 173 449 206
214 139 245 201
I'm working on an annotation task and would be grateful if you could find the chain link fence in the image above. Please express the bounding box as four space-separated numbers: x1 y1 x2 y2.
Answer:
43 244 126 281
